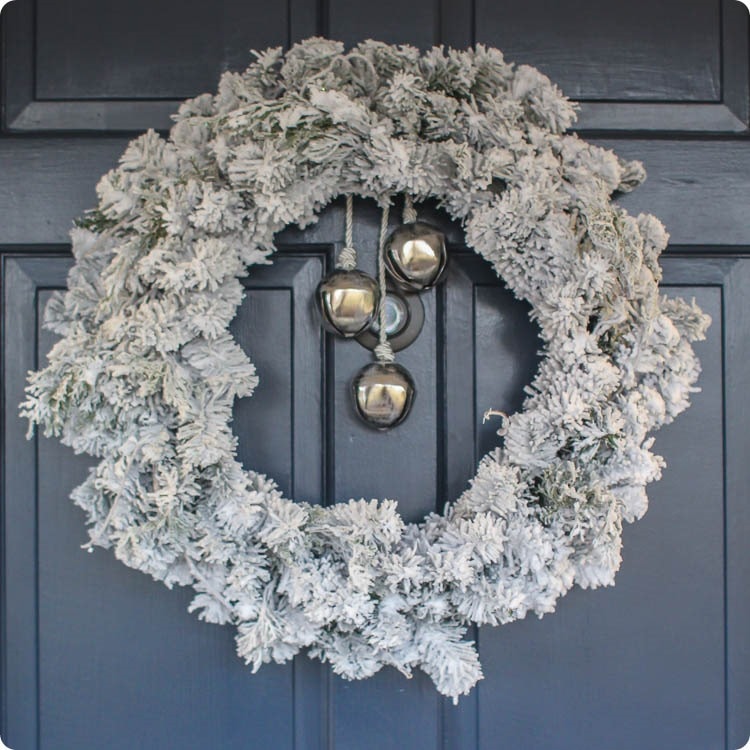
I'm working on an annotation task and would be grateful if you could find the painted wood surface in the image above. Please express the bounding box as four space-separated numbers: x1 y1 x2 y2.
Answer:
2 1 749 748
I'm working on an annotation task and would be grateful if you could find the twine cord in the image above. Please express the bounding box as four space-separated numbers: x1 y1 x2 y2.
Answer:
403 194 418 224
337 194 357 270
374 198 395 363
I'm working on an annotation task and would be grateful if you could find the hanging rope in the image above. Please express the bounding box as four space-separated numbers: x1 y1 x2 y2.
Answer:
374 198 395 363
403 193 418 224
336 194 357 270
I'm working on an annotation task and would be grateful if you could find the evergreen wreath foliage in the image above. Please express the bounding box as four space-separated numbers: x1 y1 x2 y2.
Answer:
22 38 710 700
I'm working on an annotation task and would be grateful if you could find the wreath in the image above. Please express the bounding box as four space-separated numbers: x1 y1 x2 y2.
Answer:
22 38 710 701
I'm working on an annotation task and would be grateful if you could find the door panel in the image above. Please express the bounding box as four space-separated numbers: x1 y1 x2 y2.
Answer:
329 200 440 523
232 254 325 503
477 284 725 750
476 0 721 101
3 254 327 750
475 0 748 131
34 0 291 100
3 0 747 133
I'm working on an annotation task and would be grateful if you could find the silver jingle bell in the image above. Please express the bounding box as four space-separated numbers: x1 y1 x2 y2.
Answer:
352 362 416 430
317 269 380 337
384 221 448 292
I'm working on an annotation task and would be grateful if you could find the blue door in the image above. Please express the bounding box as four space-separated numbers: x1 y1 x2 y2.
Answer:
2 1 750 748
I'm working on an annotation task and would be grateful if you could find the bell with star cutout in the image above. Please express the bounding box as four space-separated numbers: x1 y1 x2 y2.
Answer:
352 361 415 430
317 269 380 337
384 221 448 292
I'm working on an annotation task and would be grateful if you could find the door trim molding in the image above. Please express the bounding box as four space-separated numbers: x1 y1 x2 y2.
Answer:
1 254 71 749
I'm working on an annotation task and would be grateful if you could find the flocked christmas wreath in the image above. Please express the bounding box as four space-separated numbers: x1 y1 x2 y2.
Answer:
21 38 710 701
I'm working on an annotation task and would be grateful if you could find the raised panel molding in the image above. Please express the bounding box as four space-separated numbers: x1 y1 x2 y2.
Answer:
659 254 750 750
475 0 749 133
1 0 319 132
2 0 747 133
574 0 749 132
0 250 331 750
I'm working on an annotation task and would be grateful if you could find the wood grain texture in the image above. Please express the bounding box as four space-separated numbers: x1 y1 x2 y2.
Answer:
597 139 750 247
3 0 747 132
325 0 440 48
35 0 291 99
3 138 750 247
476 0 721 101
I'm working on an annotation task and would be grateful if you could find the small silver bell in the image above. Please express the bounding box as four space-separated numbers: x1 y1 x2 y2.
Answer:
352 362 416 430
385 222 448 292
317 269 380 337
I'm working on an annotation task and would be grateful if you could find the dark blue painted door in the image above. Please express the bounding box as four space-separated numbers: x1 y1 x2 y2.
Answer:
2 1 750 749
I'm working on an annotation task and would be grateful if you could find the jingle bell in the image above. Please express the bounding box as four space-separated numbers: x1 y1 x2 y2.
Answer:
352 362 416 430
317 270 380 337
385 222 448 292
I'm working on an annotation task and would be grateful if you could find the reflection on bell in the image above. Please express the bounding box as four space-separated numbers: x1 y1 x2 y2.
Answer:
317 270 380 337
385 222 448 292
352 362 416 430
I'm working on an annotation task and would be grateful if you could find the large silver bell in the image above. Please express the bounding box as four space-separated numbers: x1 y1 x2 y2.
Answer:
352 362 416 430
385 222 448 292
317 269 380 337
